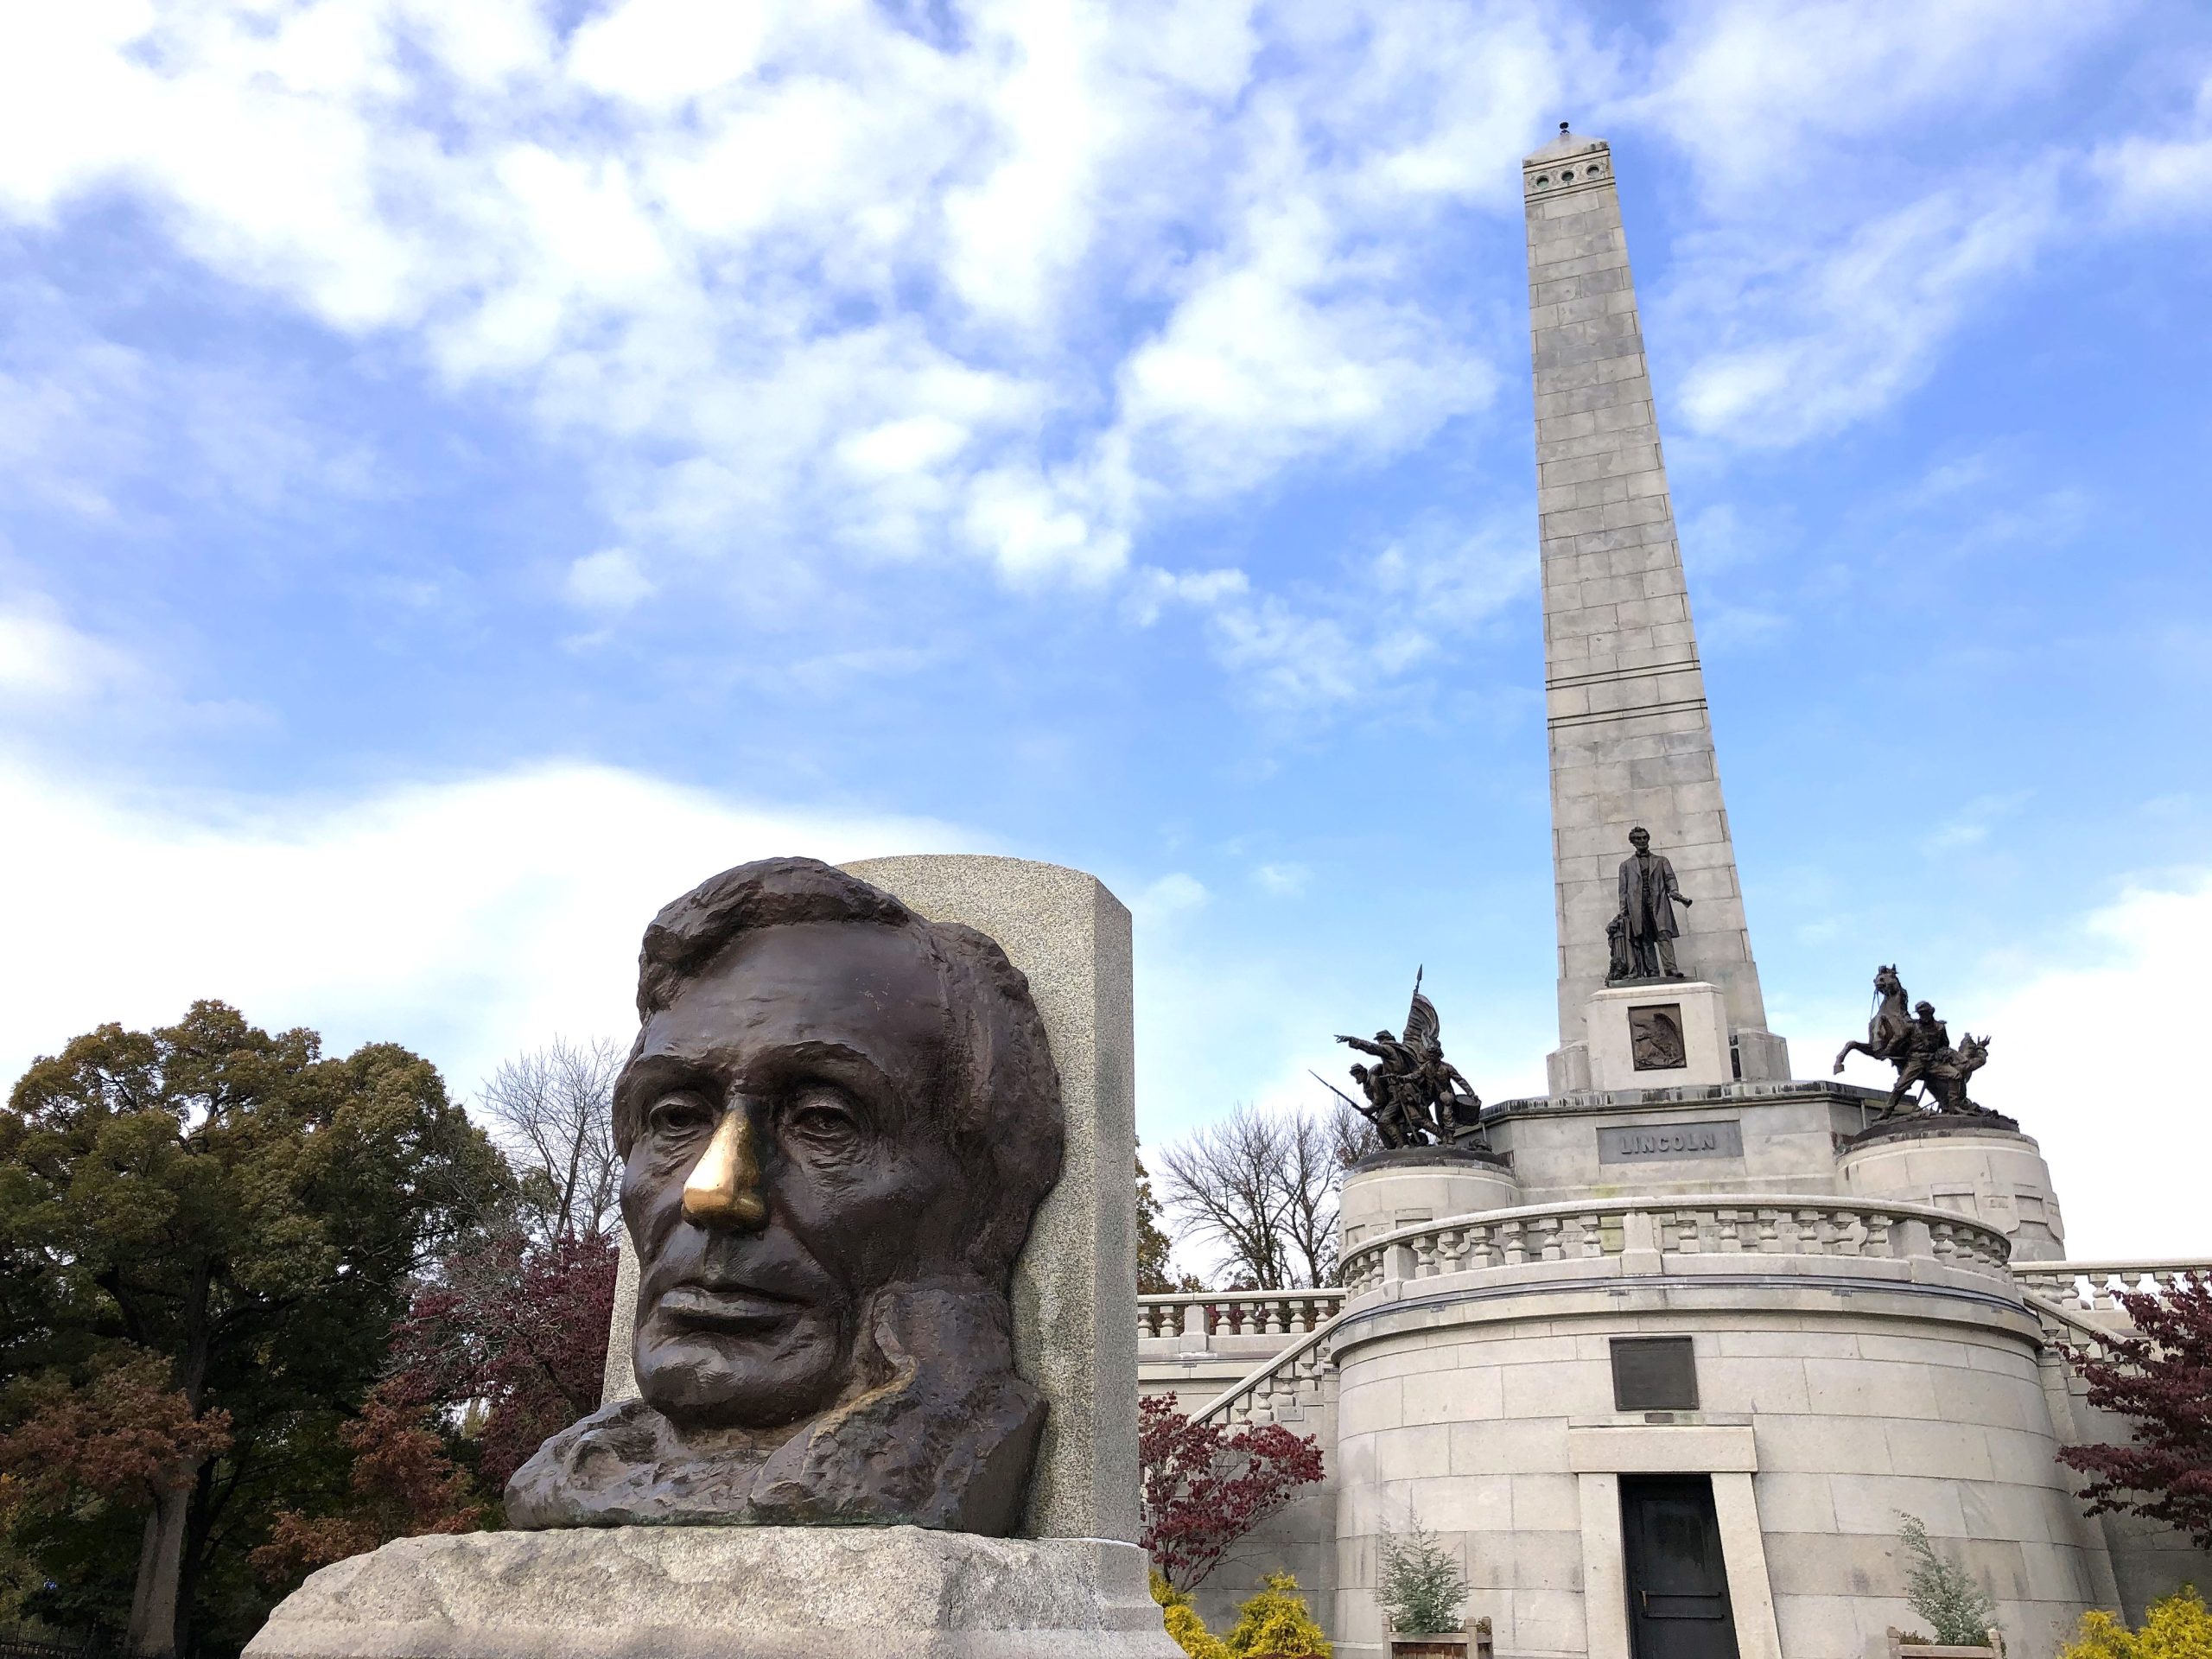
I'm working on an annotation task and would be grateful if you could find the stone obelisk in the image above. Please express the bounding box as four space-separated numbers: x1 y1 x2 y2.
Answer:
1522 125 1789 1093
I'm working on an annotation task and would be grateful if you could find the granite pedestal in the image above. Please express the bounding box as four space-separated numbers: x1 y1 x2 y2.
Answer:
1585 979 1732 1090
243 1527 1179 1659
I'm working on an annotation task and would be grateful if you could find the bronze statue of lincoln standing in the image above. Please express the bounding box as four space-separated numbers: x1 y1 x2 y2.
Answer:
1611 825 1692 981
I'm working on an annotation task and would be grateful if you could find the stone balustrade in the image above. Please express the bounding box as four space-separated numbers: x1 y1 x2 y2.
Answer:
1135 1288 1345 1341
1196 1318 1344 1428
1338 1193 2014 1296
2010 1258 2212 1314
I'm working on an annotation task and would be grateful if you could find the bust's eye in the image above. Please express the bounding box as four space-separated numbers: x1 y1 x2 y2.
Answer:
779 1087 861 1151
646 1091 717 1138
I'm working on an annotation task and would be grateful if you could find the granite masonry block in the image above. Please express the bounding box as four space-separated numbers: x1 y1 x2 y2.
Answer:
1528 230 1627 271
245 1529 1180 1659
840 855 1140 1546
1538 424 1661 464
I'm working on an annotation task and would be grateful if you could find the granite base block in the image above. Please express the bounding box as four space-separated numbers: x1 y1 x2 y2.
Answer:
244 1526 1182 1659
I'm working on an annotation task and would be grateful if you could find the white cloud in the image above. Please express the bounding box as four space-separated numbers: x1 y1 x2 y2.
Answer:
0 0 2196 652
1959 875 2212 1258
568 0 774 107
2092 73 2212 222
1167 513 1532 713
1918 790 2032 857
1821 874 2212 1258
564 546 654 612
1627 0 2107 202
1124 564 1249 627
1621 3 2158 448
0 0 1542 610
1253 861 1309 896
1132 871 1209 922
1669 173 2063 446
0 752 968 1100
0 283 376 518
0 599 139 702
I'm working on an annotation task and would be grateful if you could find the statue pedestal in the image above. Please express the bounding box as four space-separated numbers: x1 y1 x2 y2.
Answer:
1338 1146 1520 1255
1836 1115 2065 1263
1585 980 1733 1091
244 1525 1181 1659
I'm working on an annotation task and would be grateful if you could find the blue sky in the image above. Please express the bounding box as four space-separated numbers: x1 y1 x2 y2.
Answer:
3 1 2209 1261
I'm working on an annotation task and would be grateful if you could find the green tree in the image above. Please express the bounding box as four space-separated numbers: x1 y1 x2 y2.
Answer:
0 1001 508 1657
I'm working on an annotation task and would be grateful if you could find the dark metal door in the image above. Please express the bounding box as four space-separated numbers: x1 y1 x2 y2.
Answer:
1620 1475 1739 1659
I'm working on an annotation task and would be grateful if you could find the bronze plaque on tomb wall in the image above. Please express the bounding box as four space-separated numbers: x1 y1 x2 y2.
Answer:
1596 1119 1745 1164
1628 1002 1687 1070
1611 1337 1700 1411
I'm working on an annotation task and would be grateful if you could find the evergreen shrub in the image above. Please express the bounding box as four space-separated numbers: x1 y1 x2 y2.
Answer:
1376 1515 1468 1636
1896 1513 2001 1646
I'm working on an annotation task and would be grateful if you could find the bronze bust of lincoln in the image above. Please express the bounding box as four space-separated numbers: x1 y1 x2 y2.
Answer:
506 856 1065 1535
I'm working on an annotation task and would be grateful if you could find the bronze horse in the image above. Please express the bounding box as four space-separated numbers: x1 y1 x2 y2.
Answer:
1833 964 1909 1074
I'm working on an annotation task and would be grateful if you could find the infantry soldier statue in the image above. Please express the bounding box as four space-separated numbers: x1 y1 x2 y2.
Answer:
1326 972 1484 1150
1609 826 1692 981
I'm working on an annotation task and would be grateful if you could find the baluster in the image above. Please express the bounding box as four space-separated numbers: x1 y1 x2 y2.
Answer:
1717 1210 1744 1252
1755 1209 1781 1253
1413 1236 1440 1279
1864 1212 1896 1258
1579 1213 1604 1259
1466 1223 1496 1268
1674 1211 1700 1255
1438 1228 1470 1274
1793 1209 1825 1255
1502 1220 1528 1266
1263 1298 1287 1336
1536 1217 1565 1262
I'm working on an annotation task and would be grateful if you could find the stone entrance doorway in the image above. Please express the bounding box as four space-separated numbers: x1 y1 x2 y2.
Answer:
1621 1476 1740 1659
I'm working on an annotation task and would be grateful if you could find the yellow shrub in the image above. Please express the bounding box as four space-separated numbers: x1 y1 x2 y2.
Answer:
1222 1570 1332 1658
2062 1586 2212 1658
1153 1572 1230 1659
1166 1603 1232 1659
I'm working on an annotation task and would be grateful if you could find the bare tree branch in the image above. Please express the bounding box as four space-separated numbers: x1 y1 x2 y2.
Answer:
1157 1106 1294 1290
1278 1111 1342 1287
474 1037 623 1245
1158 1103 1363 1289
1328 1096 1383 1171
